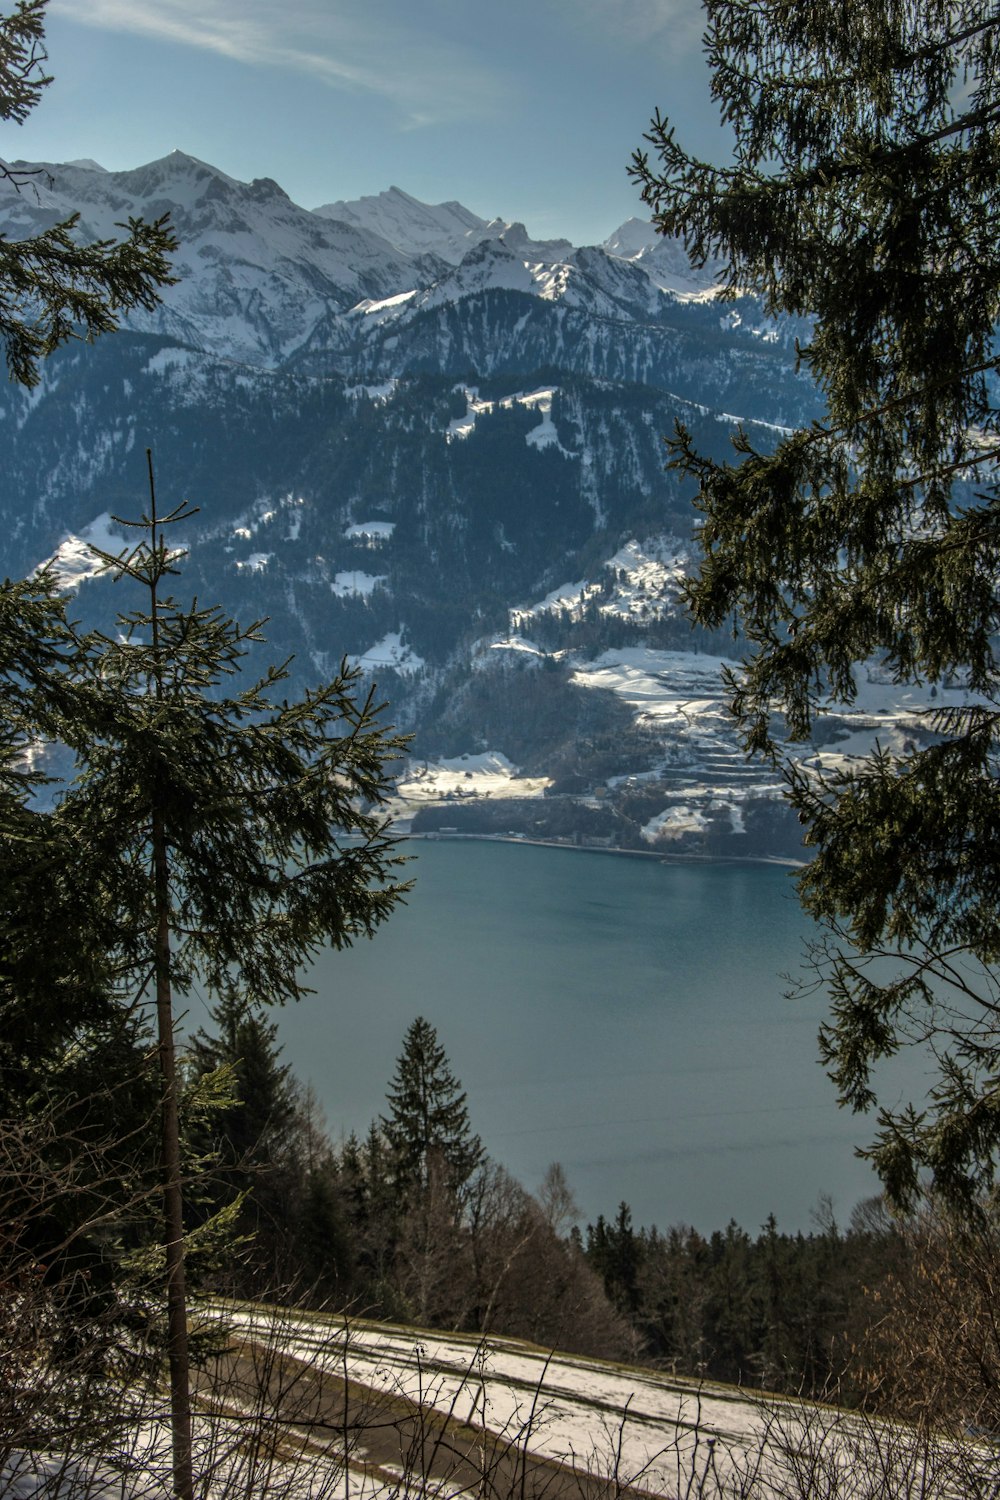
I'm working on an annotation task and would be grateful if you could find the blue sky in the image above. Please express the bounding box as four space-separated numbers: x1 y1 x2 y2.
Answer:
0 0 728 246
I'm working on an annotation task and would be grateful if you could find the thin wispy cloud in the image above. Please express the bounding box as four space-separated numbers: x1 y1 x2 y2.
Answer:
552 0 705 54
52 0 507 127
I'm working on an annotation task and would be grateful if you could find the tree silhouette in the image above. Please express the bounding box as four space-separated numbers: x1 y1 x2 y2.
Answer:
381 1017 484 1199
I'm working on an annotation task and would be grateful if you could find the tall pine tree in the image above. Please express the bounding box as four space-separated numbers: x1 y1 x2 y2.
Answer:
47 458 409 1499
381 1018 484 1199
631 0 1000 1214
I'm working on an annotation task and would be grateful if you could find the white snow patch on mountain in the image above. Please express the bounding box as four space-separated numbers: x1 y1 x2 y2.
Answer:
446 386 573 452
643 804 711 841
345 521 395 545
354 290 417 317
353 631 423 675
144 347 197 376
41 513 129 589
511 538 689 630
286 499 304 541
394 751 550 805
571 646 736 729
715 410 795 435
346 380 400 402
331 571 386 597
487 634 548 662
236 552 273 572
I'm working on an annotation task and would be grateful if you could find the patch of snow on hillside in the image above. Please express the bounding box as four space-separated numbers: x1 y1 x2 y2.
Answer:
286 498 304 541
354 290 417 316
521 388 576 455
331 571 386 597
600 538 689 618
716 410 796 436
144 346 196 375
570 648 739 743
346 379 400 402
511 539 688 631
221 1307 906 1500
345 520 395 545
236 552 273 572
42 512 129 589
395 751 550 804
643 805 710 841
445 386 567 446
521 577 589 615
3 1408 385 1500
353 631 423 675
487 634 548 662
531 262 572 300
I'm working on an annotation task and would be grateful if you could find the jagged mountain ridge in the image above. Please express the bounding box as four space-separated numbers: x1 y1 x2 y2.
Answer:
0 153 449 363
0 154 895 858
314 183 576 267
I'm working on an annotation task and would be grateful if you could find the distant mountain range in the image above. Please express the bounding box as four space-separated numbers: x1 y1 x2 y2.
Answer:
0 153 946 858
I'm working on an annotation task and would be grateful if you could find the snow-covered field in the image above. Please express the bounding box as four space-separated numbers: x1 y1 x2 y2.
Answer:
394 750 550 801
8 1306 988 1498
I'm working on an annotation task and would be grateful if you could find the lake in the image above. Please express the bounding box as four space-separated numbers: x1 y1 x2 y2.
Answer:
203 838 924 1234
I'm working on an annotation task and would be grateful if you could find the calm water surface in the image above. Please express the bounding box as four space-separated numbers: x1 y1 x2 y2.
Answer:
224 840 923 1233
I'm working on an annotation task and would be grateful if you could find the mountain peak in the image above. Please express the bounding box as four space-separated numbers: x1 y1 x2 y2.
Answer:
314 185 491 264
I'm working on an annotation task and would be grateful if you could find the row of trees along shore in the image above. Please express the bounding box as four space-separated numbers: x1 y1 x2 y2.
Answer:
5 0 1000 1490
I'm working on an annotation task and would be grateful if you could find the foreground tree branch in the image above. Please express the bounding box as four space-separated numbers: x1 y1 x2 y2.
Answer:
631 0 1000 1212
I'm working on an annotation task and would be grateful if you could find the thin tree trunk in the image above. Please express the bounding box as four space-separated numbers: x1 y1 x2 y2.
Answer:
148 445 194 1500
153 801 194 1500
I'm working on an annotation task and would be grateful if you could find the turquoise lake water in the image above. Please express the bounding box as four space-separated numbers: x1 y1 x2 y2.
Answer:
196 838 925 1234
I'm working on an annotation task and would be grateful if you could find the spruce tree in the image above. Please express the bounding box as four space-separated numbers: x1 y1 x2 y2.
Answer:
186 987 300 1283
381 1017 484 1199
631 0 1000 1214
46 456 408 1499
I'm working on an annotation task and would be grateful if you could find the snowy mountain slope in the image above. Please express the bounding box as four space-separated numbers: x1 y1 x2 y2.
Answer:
603 215 726 297
0 153 446 363
315 182 574 265
0 157 741 369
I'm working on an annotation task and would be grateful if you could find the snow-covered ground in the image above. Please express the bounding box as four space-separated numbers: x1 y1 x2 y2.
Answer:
509 537 690 629
224 1309 778 1493
41 513 130 589
331 570 387 597
7 1304 990 1498
387 751 551 825
351 631 424 676
445 385 574 457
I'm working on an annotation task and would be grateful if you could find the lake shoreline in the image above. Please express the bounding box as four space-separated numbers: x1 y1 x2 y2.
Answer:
403 828 806 870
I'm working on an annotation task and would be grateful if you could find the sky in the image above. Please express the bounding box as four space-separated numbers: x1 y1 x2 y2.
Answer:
0 0 730 247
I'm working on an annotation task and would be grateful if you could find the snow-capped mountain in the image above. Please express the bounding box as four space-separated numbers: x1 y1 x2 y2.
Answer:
0 152 447 363
315 183 574 265
602 216 726 297
0 154 850 857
